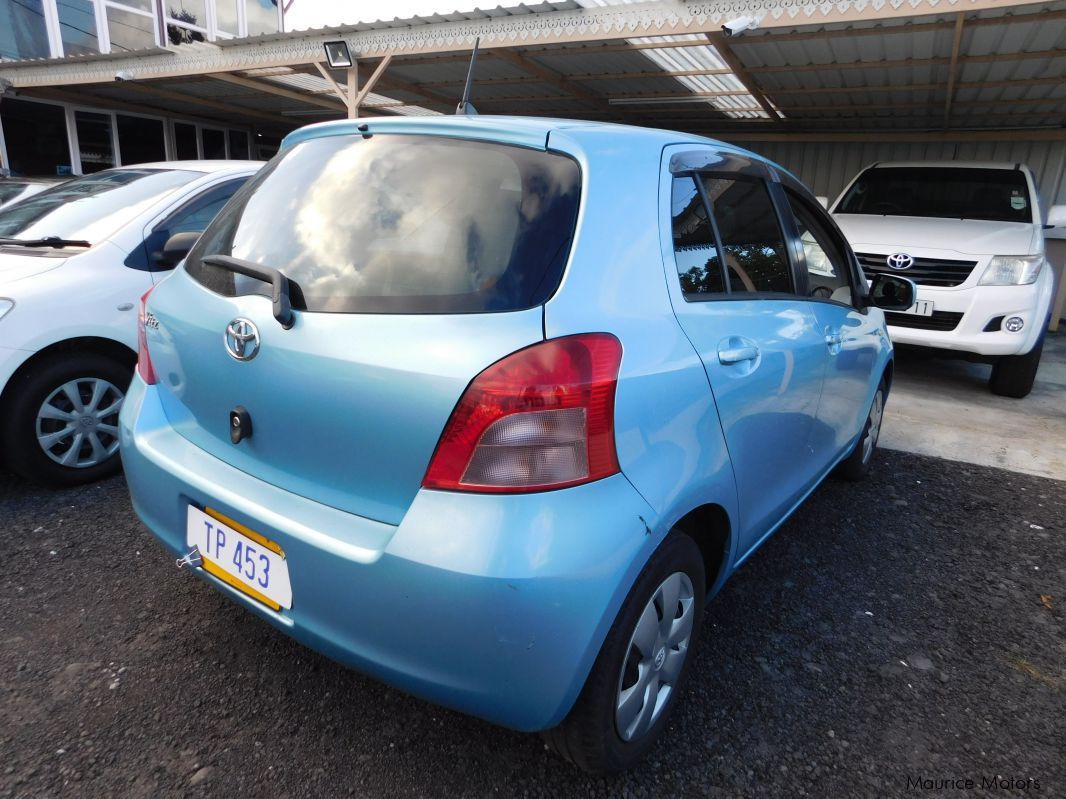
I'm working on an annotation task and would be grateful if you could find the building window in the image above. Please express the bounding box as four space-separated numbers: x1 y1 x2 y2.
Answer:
57 0 100 56
202 127 226 158
173 122 198 159
117 114 166 165
245 0 279 36
215 0 239 35
165 0 208 44
74 110 116 173
0 100 71 176
228 129 249 159
105 3 156 52
0 0 51 60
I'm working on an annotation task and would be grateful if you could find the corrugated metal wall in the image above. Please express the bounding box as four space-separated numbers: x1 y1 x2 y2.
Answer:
736 139 1066 212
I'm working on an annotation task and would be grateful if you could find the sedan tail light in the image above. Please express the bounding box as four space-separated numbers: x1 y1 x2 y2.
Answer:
136 288 158 385
422 334 622 493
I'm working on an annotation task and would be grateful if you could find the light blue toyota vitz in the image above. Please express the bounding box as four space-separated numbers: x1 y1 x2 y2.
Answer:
120 116 915 774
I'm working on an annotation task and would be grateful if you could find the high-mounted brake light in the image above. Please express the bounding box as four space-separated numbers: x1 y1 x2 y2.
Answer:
422 333 622 493
136 288 157 385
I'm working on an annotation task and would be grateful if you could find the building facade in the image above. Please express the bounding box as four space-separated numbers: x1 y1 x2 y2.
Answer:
0 0 283 176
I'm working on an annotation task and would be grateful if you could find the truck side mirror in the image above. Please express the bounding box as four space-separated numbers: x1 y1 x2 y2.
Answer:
1046 205 1066 228
868 273 916 312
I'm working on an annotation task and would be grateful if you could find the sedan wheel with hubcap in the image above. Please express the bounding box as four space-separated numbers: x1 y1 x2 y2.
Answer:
2 353 131 486
36 377 124 468
543 531 705 774
616 571 695 742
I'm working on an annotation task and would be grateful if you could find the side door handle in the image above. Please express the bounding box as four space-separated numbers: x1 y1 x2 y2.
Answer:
825 328 845 353
718 344 760 365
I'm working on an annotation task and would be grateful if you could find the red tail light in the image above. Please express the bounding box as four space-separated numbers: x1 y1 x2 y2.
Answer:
136 288 157 385
422 333 622 493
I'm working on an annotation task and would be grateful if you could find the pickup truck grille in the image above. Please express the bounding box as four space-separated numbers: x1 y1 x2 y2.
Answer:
884 310 964 331
856 252 978 287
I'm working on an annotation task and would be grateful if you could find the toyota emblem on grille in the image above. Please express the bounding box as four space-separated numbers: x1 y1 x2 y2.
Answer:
887 252 915 271
224 318 260 362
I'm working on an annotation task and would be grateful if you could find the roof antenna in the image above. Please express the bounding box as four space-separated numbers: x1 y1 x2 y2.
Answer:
455 37 480 115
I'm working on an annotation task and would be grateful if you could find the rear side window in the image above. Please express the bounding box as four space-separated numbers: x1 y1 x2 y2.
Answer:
671 175 725 295
703 176 792 294
185 134 581 314
669 174 793 299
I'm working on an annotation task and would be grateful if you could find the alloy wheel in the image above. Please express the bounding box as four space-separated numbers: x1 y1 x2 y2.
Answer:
35 377 124 468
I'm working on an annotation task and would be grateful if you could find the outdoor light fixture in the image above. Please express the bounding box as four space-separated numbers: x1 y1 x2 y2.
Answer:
323 40 353 69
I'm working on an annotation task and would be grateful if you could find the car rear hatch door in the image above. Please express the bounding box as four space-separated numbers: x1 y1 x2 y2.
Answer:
147 272 544 526
145 129 581 526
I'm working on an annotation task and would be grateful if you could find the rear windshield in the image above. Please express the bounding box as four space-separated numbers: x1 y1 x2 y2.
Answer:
835 167 1033 223
184 134 582 314
0 169 198 244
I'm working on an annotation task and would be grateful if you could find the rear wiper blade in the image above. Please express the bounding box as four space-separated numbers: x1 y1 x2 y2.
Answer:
201 254 295 329
0 236 91 248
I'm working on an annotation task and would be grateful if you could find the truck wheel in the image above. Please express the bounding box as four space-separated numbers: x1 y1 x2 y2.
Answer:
2 353 130 486
989 335 1044 399
542 532 705 774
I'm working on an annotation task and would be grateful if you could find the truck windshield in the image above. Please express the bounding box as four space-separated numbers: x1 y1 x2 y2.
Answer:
835 167 1033 223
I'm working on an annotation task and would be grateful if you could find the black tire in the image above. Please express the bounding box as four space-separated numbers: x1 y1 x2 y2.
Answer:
835 378 886 482
542 531 705 774
989 335 1044 399
2 353 131 486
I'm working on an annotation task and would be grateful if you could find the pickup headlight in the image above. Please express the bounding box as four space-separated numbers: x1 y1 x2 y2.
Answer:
0 299 13 321
979 255 1043 286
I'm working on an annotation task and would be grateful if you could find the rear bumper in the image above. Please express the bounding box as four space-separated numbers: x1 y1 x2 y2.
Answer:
887 273 1052 357
119 377 660 732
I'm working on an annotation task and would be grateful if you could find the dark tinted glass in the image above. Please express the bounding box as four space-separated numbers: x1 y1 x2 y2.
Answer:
836 167 1033 223
202 129 226 159
185 134 582 314
174 123 198 160
0 184 30 204
228 130 250 159
671 176 724 296
0 100 70 177
74 111 115 173
701 176 792 294
118 115 166 165
0 168 197 243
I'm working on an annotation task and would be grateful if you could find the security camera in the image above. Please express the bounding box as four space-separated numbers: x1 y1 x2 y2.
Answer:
721 16 758 36
114 70 134 81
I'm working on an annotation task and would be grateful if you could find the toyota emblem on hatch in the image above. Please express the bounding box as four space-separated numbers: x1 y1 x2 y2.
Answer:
886 252 915 270
224 318 260 362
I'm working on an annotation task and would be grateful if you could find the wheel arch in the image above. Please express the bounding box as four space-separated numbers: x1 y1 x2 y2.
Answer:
670 502 733 597
0 337 136 414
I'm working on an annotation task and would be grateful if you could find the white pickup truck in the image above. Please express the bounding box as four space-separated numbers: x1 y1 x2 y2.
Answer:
830 161 1062 398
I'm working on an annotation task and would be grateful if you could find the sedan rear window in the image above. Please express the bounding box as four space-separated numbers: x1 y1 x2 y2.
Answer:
835 166 1033 223
185 134 582 314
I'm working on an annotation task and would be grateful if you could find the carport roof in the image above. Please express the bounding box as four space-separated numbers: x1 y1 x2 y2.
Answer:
0 0 1063 141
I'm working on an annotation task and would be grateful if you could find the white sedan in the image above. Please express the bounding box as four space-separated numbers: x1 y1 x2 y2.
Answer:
0 160 261 485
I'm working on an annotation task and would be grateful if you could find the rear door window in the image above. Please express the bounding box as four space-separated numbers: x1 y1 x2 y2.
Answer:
185 134 582 314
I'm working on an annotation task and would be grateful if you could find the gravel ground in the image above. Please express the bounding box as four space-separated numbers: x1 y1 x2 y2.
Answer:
1 449 1063 798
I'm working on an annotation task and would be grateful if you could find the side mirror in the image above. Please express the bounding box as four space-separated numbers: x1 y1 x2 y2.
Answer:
815 196 828 209
158 230 202 268
1046 205 1066 228
868 273 916 312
